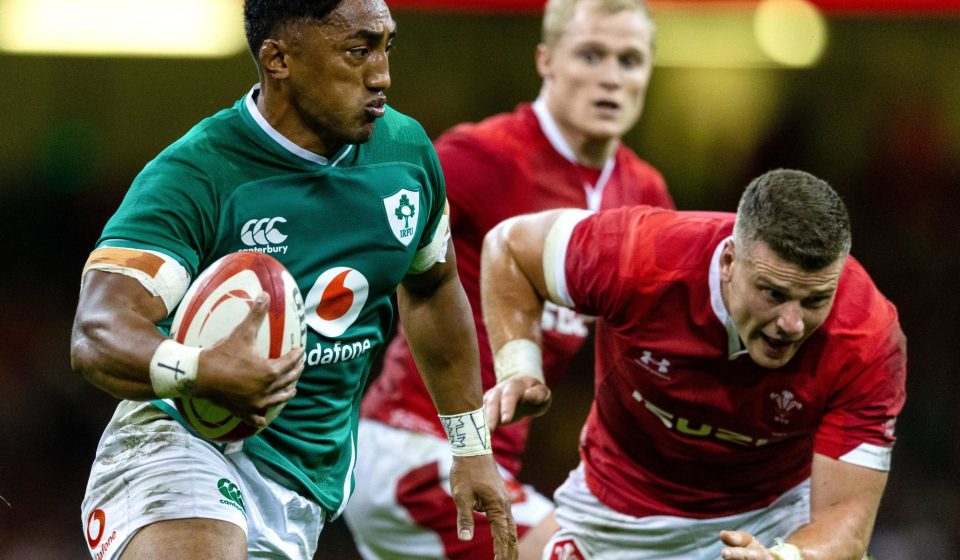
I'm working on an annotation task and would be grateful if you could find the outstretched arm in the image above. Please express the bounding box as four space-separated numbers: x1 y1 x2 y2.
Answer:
70 268 303 426
480 209 576 429
399 242 517 560
720 452 887 560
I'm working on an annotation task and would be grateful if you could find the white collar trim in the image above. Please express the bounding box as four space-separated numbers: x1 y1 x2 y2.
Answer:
709 236 748 359
244 85 353 166
532 96 615 211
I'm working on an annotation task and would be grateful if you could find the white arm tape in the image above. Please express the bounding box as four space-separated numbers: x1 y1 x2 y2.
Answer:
493 338 545 384
409 213 450 274
769 539 804 560
438 408 492 457
149 339 201 398
83 247 190 316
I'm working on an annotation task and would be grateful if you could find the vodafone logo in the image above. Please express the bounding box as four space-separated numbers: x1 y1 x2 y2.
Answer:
86 508 106 548
304 267 369 337
86 507 117 559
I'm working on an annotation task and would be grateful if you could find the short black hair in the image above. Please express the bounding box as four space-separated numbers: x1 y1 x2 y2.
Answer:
243 0 345 57
734 169 852 270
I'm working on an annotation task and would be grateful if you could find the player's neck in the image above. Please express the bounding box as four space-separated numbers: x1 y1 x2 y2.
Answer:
256 85 338 158
553 118 617 167
572 138 617 168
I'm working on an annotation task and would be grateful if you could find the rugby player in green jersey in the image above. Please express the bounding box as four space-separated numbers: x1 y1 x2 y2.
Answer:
70 1 518 558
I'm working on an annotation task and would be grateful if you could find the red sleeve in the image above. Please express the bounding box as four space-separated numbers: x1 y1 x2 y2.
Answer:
815 313 907 463
813 264 908 467
564 206 676 323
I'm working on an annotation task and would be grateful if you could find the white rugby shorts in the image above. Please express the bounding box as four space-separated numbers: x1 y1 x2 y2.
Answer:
81 400 325 560
344 418 554 560
544 463 810 560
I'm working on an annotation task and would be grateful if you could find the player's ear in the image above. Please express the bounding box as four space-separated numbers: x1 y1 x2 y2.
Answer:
535 43 552 81
258 38 291 80
719 239 736 282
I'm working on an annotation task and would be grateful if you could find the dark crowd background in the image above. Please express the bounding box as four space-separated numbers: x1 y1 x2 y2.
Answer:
0 6 957 559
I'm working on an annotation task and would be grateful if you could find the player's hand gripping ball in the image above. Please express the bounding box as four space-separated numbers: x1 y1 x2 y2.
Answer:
169 251 306 442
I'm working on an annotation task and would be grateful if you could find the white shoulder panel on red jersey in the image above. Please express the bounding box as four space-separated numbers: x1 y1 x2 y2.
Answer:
543 209 593 308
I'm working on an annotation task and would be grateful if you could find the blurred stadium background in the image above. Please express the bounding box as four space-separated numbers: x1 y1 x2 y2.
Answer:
0 0 957 557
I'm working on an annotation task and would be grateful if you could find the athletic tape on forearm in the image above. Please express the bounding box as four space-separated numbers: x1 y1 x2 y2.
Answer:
438 408 493 457
149 339 201 398
493 338 545 384
769 539 804 560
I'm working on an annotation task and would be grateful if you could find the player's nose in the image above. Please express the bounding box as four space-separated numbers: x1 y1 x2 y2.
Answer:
776 302 804 337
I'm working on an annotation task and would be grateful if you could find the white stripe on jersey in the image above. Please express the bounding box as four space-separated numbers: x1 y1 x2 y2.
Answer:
543 210 593 308
334 430 358 519
839 442 893 471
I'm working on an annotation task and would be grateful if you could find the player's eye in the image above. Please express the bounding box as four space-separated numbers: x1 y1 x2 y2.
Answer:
619 53 644 70
577 49 602 64
763 288 787 304
348 46 370 58
802 296 831 309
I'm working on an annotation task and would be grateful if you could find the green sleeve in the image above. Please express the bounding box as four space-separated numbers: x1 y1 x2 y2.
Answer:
97 152 219 277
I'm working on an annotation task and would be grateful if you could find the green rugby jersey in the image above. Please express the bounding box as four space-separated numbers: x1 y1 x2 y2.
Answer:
96 87 447 517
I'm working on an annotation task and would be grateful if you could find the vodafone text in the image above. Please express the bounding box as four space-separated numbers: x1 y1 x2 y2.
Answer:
95 531 117 560
307 339 373 366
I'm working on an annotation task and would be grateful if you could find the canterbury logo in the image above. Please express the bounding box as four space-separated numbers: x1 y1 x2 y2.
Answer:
241 217 288 246
304 267 369 337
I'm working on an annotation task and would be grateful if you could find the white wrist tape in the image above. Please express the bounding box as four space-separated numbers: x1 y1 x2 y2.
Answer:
769 539 804 560
493 339 544 384
149 339 201 398
438 408 492 457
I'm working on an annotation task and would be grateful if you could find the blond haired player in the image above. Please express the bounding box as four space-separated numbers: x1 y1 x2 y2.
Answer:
345 1 672 558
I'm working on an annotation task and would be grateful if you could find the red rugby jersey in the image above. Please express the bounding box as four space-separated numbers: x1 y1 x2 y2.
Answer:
550 206 906 517
361 102 674 475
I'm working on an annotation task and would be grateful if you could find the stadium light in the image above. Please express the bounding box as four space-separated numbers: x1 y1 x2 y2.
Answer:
651 0 827 68
754 0 828 67
0 0 247 57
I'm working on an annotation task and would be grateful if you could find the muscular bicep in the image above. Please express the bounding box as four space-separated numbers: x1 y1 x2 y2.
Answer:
71 270 172 398
76 269 169 327
481 210 572 304
791 452 889 557
810 452 888 520
480 209 582 351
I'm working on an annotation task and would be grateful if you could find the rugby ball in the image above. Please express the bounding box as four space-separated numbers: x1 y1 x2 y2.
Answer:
169 251 306 442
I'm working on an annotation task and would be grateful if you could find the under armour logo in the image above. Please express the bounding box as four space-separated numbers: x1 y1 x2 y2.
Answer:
636 350 670 378
240 217 288 246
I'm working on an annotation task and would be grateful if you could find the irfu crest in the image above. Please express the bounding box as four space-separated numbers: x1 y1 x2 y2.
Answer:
383 189 420 247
